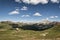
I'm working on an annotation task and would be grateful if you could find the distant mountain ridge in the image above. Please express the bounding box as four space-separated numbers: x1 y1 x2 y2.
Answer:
0 20 60 31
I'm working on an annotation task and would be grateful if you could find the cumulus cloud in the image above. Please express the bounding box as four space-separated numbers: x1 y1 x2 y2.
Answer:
33 12 42 16
50 16 54 18
42 18 49 21
22 0 49 5
46 18 49 20
15 0 21 3
55 16 58 18
21 6 28 10
50 16 58 18
51 0 60 3
9 9 19 15
15 0 60 5
21 15 30 17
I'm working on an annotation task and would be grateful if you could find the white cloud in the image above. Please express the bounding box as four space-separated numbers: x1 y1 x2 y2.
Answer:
21 6 28 10
33 12 42 16
51 0 59 3
21 15 30 17
46 18 49 20
55 16 58 18
15 0 21 3
50 16 55 18
42 18 49 21
9 9 19 15
22 0 49 5
15 0 60 5
50 16 58 18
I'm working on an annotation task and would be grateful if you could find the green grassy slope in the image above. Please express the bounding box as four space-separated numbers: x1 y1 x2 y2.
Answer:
0 22 60 40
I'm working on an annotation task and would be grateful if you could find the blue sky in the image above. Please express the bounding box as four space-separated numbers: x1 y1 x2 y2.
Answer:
0 0 60 22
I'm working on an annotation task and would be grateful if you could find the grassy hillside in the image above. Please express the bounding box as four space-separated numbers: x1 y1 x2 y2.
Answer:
0 21 60 40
